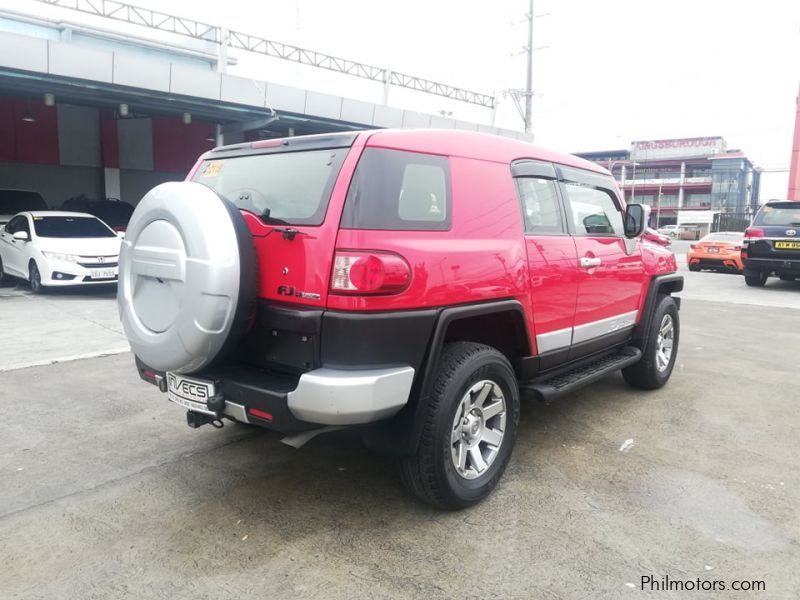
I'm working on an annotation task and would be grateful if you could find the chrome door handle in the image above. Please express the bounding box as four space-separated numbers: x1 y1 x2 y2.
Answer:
579 257 602 268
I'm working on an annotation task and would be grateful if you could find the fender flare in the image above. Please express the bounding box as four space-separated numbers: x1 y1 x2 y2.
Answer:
632 273 683 350
365 299 531 456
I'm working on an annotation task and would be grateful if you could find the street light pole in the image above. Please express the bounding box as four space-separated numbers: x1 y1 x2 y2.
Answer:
524 0 534 134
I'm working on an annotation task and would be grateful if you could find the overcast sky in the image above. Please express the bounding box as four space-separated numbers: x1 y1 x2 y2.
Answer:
13 0 800 197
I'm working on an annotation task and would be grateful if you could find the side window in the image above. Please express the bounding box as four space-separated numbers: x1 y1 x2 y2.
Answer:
563 183 624 236
6 216 26 234
341 148 451 231
514 177 564 234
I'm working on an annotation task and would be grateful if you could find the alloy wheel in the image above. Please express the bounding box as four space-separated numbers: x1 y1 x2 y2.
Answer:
450 380 507 480
655 314 674 372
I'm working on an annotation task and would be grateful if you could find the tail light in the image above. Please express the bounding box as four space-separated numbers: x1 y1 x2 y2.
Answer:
744 227 764 238
331 251 411 295
733 245 742 251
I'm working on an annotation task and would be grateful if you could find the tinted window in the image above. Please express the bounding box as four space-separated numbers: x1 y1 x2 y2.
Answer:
192 149 347 226
753 204 800 227
33 216 116 238
341 148 451 231
563 183 624 235
0 190 46 214
515 178 564 234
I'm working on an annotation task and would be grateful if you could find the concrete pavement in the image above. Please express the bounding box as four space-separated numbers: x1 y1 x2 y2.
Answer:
1 293 799 598
0 282 128 371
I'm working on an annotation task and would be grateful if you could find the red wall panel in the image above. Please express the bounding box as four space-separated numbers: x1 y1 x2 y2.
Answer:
0 97 16 162
185 121 215 172
13 99 59 164
100 110 119 168
152 116 215 174
152 116 186 173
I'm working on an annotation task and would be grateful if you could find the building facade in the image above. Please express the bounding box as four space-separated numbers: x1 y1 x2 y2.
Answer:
576 137 761 230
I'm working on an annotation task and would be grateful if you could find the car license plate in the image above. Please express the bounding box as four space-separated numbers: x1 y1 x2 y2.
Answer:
775 241 800 250
708 247 719 253
166 372 216 416
91 269 116 279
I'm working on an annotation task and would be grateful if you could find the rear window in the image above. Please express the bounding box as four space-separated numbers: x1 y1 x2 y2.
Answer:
753 204 800 227
702 233 743 243
33 216 116 238
0 190 47 214
341 148 451 231
192 149 347 226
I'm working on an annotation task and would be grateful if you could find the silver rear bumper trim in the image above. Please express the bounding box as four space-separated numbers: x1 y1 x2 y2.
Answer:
287 366 415 425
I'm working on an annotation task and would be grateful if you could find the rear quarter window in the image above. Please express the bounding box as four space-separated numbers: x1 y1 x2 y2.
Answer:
341 148 451 231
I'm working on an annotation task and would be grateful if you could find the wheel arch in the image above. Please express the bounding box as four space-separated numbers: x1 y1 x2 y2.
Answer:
362 299 531 456
632 273 683 350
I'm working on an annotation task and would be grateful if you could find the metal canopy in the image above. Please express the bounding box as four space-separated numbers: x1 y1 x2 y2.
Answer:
34 0 497 108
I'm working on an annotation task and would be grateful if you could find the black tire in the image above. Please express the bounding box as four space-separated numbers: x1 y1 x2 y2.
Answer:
688 264 700 272
399 342 520 510
622 294 679 390
744 271 768 287
0 254 7 284
29 261 44 294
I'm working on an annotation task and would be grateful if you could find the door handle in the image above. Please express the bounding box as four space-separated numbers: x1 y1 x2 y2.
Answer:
579 257 602 268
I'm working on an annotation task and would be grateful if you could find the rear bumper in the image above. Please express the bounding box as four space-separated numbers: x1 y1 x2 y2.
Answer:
687 253 743 271
136 357 414 432
743 257 800 273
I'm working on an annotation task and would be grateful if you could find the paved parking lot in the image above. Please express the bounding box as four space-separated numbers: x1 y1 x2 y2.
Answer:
2 267 799 598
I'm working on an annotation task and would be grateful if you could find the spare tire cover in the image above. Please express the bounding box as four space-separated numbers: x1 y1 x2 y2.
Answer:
118 181 256 374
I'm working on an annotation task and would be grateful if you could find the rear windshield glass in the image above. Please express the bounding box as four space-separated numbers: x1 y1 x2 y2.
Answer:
192 149 347 226
702 233 743 243
33 216 116 238
753 204 800 226
341 148 451 231
0 191 47 214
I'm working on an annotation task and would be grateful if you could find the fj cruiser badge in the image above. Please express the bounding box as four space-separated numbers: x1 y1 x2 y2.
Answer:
277 285 321 300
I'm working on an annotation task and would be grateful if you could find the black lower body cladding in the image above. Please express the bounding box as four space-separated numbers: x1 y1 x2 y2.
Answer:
238 301 438 375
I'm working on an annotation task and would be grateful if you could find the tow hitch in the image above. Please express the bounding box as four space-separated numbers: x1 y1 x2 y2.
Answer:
186 411 225 429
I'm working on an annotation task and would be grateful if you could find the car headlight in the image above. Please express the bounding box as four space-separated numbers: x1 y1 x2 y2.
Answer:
42 252 79 263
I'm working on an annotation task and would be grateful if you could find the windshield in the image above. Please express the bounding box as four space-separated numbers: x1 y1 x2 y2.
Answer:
753 204 800 227
192 149 347 226
33 216 116 238
702 233 743 243
0 190 47 214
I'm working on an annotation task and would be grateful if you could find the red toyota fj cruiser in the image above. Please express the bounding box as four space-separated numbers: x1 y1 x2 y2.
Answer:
118 129 682 509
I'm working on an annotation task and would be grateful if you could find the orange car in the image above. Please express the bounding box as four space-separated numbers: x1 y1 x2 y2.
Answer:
687 232 745 272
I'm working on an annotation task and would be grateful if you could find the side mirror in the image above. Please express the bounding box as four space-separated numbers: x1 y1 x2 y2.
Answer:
116 231 125 239
624 204 647 238
12 230 29 242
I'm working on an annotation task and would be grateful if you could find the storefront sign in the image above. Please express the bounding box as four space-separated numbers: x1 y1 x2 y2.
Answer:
631 137 725 160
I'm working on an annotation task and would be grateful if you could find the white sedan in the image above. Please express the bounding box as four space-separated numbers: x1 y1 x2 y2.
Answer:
0 211 122 293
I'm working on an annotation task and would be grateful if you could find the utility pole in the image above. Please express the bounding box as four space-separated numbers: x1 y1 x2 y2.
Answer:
524 0 534 134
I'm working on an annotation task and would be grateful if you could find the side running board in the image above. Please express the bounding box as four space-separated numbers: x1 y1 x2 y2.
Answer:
521 346 642 403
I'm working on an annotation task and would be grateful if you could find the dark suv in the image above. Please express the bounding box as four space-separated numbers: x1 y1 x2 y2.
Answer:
742 200 800 286
118 130 682 508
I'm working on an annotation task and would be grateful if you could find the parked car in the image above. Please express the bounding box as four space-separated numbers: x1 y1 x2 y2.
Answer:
0 189 47 225
644 227 671 247
742 200 800 286
687 232 745 272
657 224 681 237
61 197 135 232
117 130 682 509
0 212 121 292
